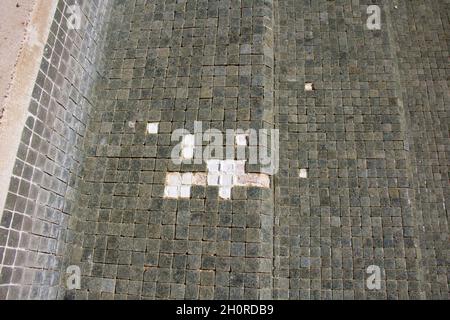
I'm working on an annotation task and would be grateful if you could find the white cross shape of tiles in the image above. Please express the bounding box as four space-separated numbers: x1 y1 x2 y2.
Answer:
164 160 270 200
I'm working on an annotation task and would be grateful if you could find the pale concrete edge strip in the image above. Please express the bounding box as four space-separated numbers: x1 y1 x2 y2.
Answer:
0 0 59 220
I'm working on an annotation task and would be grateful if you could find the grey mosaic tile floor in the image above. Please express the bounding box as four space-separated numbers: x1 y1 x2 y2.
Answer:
60 0 449 300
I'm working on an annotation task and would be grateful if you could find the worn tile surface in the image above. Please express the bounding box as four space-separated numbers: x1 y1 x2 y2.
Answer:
0 0 448 300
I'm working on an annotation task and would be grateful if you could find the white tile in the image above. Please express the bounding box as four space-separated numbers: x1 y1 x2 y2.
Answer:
167 173 181 186
164 186 170 197
299 169 308 179
257 175 271 188
233 174 241 185
183 134 195 146
236 174 270 188
221 160 235 173
219 187 232 200
235 134 248 146
147 122 159 134
207 173 220 186
220 174 233 187
164 186 179 198
181 173 193 185
234 161 246 174
182 146 194 160
305 83 314 91
207 160 220 173
179 185 191 198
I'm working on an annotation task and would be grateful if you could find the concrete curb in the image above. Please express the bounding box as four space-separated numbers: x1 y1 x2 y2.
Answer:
0 0 58 221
